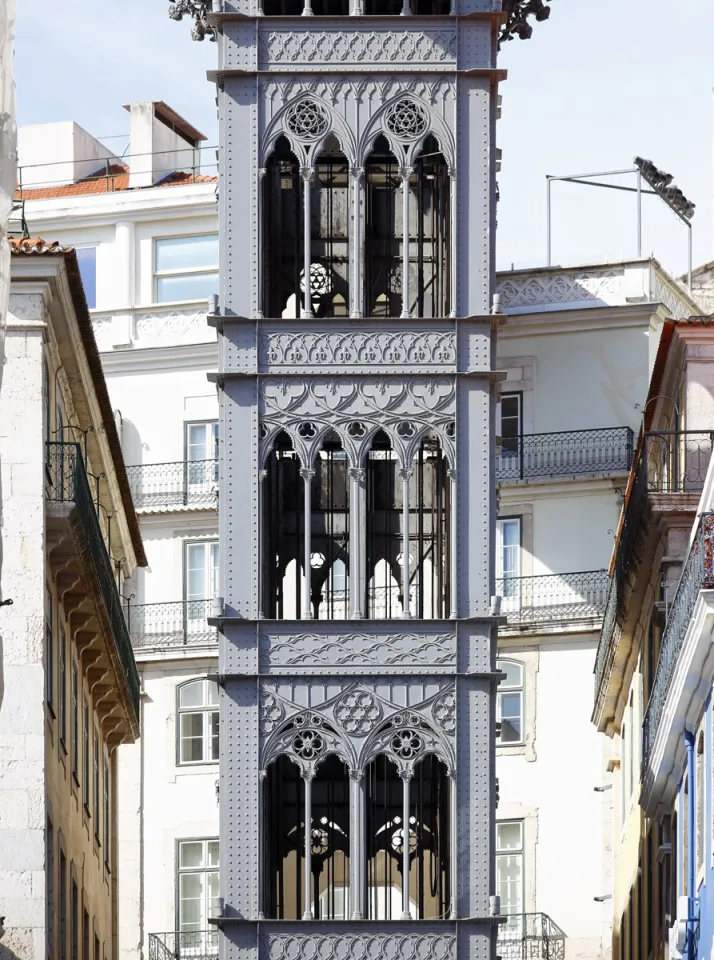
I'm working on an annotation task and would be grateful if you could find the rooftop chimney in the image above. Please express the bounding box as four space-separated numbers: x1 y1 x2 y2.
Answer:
124 102 207 188
18 121 117 189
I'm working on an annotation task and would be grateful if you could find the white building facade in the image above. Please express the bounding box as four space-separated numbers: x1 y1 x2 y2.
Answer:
21 98 703 960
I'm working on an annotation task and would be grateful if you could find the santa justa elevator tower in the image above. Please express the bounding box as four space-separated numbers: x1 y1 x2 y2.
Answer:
172 2 517 959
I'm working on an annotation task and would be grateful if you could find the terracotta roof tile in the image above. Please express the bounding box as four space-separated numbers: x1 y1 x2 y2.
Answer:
16 165 217 201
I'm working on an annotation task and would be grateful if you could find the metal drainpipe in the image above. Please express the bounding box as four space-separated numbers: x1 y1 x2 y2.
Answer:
685 728 696 960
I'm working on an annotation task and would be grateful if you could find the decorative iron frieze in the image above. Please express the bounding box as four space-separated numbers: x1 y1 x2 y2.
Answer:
260 630 456 670
258 330 457 371
265 933 456 960
258 28 457 68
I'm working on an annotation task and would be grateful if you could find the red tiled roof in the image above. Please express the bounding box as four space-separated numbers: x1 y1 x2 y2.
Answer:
16 166 217 201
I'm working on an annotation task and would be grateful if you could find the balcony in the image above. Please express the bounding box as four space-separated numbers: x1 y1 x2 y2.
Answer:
125 460 218 511
45 442 141 728
149 932 218 960
127 600 217 650
497 427 634 482
595 431 714 711
642 513 714 770
497 914 566 960
497 570 609 633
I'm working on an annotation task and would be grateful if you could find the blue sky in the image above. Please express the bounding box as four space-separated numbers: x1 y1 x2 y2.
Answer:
15 0 714 278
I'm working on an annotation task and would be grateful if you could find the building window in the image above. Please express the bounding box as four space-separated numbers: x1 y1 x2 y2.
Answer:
621 723 627 827
93 724 101 843
59 850 67 960
82 910 89 960
44 359 51 445
76 247 97 310
47 819 55 960
682 777 689 896
497 660 523 745
94 933 100 960
71 879 78 960
499 393 522 456
177 839 220 936
154 234 218 304
496 821 524 921
696 731 705 874
46 586 55 714
83 697 90 812
104 758 110 870
628 691 634 800
185 540 219 633
59 627 67 748
178 679 219 765
186 421 219 491
497 518 521 610
71 660 79 783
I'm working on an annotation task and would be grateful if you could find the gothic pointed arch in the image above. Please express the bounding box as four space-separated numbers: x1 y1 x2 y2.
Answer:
365 429 404 618
262 430 305 619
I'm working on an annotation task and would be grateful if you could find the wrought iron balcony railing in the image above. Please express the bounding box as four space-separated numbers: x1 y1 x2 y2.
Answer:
496 426 634 482
45 442 141 723
127 600 217 649
642 512 714 770
595 430 714 701
149 931 218 960
497 570 609 629
125 460 218 510
497 913 566 960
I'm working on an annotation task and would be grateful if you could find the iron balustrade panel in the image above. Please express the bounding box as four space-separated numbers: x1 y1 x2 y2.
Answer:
148 932 219 960
496 427 634 482
594 576 618 698
497 571 609 627
645 431 714 494
642 513 714 770
128 600 217 649
497 914 566 960
125 460 219 509
45 441 141 724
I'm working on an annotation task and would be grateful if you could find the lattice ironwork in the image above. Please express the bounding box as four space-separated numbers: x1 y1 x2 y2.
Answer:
385 98 429 141
642 513 714 770
45 442 140 722
286 99 330 141
127 600 217 649
498 570 609 628
496 426 634 482
497 914 566 960
125 460 218 510
148 932 218 960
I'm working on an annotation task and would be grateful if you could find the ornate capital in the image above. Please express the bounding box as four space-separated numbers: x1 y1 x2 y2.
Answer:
300 165 316 183
349 467 366 483
258 167 267 181
259 468 268 484
349 166 366 184
399 467 413 483
398 165 415 184
300 467 316 482
168 0 216 42
399 769 414 783
349 768 365 783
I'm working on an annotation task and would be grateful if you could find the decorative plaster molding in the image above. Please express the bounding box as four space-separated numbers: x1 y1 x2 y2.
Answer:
497 269 624 311
135 309 209 342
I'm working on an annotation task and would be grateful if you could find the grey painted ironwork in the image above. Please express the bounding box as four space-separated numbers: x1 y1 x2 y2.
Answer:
127 600 216 649
45 441 140 722
149 932 219 960
496 426 634 482
498 570 609 628
496 914 566 960
642 513 714 770
170 0 503 955
125 460 218 510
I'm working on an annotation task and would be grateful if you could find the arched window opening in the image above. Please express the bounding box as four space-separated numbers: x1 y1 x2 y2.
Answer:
366 431 403 618
410 136 451 318
311 137 350 318
264 0 303 13
263 137 302 319
365 753 451 920
412 0 451 12
263 432 305 619
312 436 350 619
407 435 451 618
364 0 403 12
263 756 305 919
365 136 402 318
312 0 350 13
311 757 351 918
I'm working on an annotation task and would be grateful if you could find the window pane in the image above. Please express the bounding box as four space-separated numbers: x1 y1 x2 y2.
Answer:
497 853 523 915
206 681 219 706
181 714 205 763
499 693 522 743
157 272 219 304
180 681 205 709
179 842 204 869
186 544 208 602
76 247 97 310
498 661 523 688
497 822 523 852
207 841 220 867
156 235 218 272
209 711 219 761
188 423 210 461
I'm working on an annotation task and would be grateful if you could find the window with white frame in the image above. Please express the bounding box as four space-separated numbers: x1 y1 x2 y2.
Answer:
497 518 521 607
499 393 522 456
186 421 219 490
496 821 524 922
696 731 704 874
497 660 523 745
177 839 220 938
155 235 219 304
178 679 219 764
184 540 219 632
